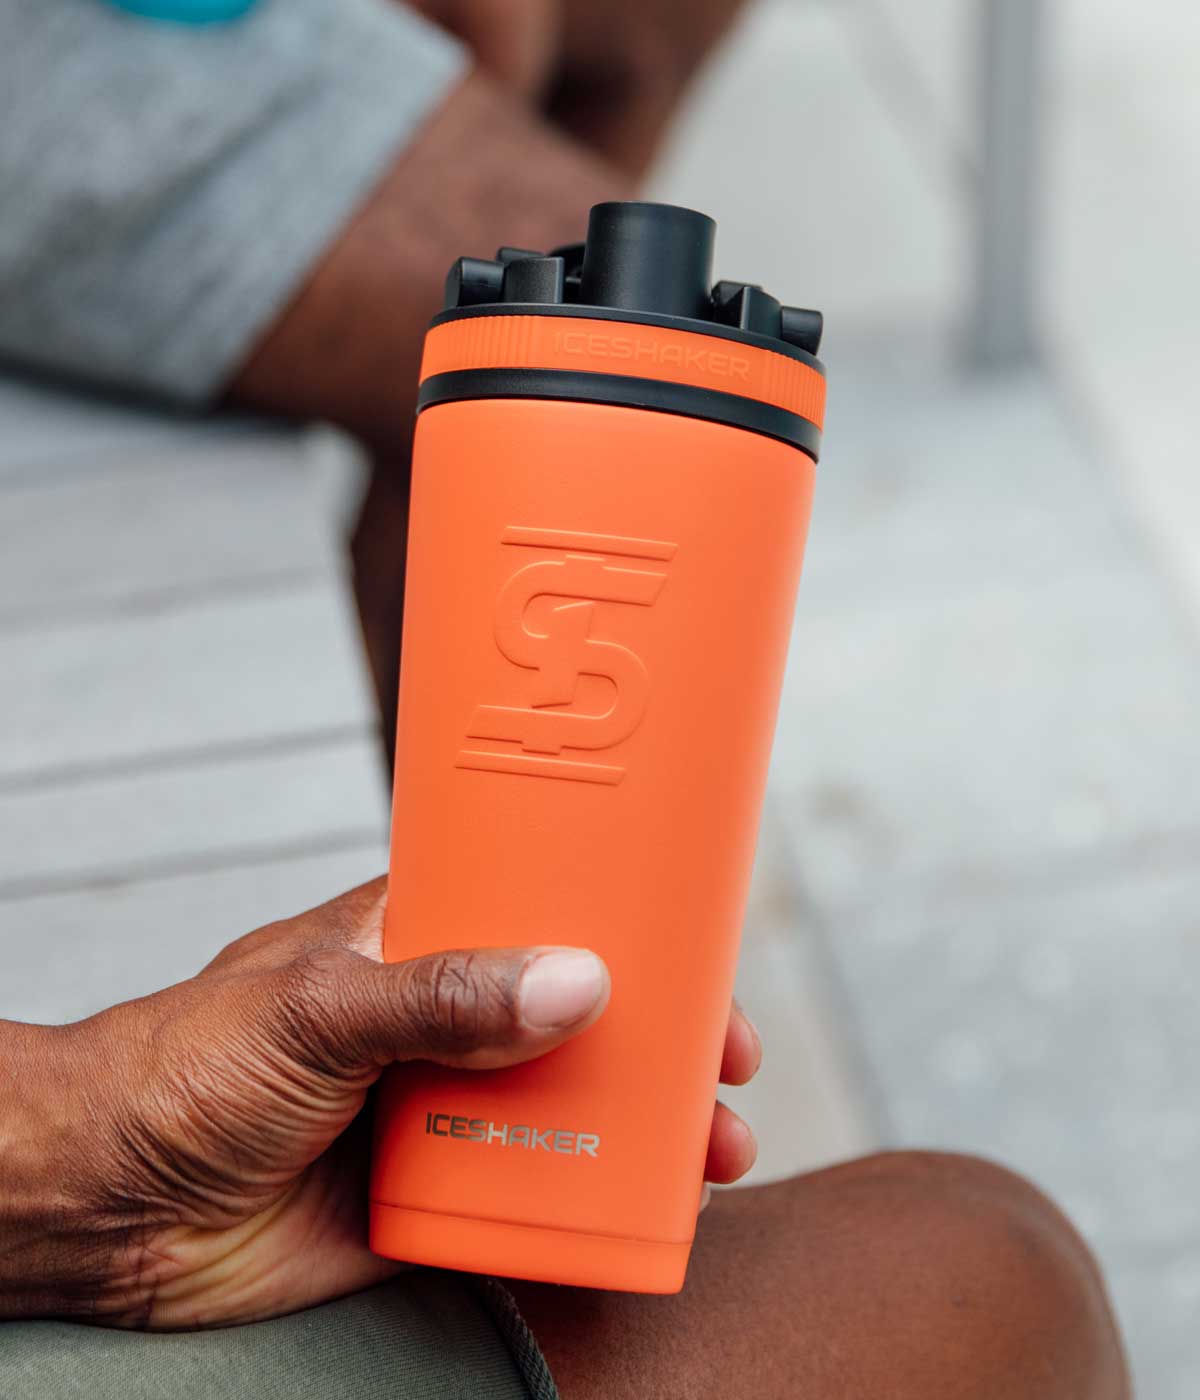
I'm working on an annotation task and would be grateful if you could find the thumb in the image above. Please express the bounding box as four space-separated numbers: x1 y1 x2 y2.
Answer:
261 944 611 1078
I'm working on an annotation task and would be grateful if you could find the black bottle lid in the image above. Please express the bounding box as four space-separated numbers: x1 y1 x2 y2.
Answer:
441 201 823 359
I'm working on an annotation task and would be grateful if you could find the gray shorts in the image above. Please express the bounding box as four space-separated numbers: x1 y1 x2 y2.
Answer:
0 1273 559 1400
0 0 465 405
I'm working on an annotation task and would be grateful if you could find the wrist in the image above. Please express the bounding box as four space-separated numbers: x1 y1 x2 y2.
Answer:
0 1019 133 1321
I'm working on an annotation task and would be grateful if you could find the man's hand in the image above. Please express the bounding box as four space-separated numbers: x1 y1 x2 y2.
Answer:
0 878 760 1329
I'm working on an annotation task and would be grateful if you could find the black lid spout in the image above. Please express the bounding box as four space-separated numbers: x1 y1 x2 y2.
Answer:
579 203 715 321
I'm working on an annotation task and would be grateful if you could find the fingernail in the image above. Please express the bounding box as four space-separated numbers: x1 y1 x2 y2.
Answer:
519 950 607 1029
699 1184 713 1213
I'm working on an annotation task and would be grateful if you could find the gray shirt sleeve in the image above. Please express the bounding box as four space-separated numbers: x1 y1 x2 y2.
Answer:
0 0 466 404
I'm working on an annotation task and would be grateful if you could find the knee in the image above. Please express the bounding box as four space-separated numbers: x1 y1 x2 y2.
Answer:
815 1151 1131 1399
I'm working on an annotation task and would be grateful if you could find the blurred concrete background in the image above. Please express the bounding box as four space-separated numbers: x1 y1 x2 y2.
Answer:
1 1 1197 1394
654 3 1200 1395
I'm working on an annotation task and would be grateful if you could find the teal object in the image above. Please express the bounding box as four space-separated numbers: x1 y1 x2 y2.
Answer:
102 0 260 21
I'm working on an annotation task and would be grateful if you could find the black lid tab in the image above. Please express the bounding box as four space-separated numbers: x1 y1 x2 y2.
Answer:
445 256 504 309
712 281 782 338
502 256 566 304
779 306 824 356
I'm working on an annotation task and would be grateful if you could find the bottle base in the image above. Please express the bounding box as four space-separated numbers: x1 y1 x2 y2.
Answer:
370 1201 690 1293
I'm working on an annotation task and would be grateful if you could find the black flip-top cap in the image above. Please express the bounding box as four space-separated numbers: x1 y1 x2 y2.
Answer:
439 199 824 359
426 202 826 454
579 203 715 321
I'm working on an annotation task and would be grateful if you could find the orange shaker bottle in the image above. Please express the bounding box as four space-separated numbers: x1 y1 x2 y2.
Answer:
370 202 826 1292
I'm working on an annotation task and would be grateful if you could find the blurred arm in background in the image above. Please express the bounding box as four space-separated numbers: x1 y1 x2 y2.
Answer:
228 0 750 748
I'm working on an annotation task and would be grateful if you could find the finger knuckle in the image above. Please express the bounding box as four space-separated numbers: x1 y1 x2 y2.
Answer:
409 951 509 1052
272 946 360 1062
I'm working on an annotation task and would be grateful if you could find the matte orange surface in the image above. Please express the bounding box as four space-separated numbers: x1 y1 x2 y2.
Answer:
371 1203 691 1293
420 314 827 427
370 391 814 1291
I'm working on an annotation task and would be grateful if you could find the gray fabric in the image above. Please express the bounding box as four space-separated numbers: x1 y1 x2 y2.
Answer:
0 1272 559 1399
0 0 465 404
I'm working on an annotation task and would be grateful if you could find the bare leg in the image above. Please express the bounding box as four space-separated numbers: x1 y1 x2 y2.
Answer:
511 1153 1132 1400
